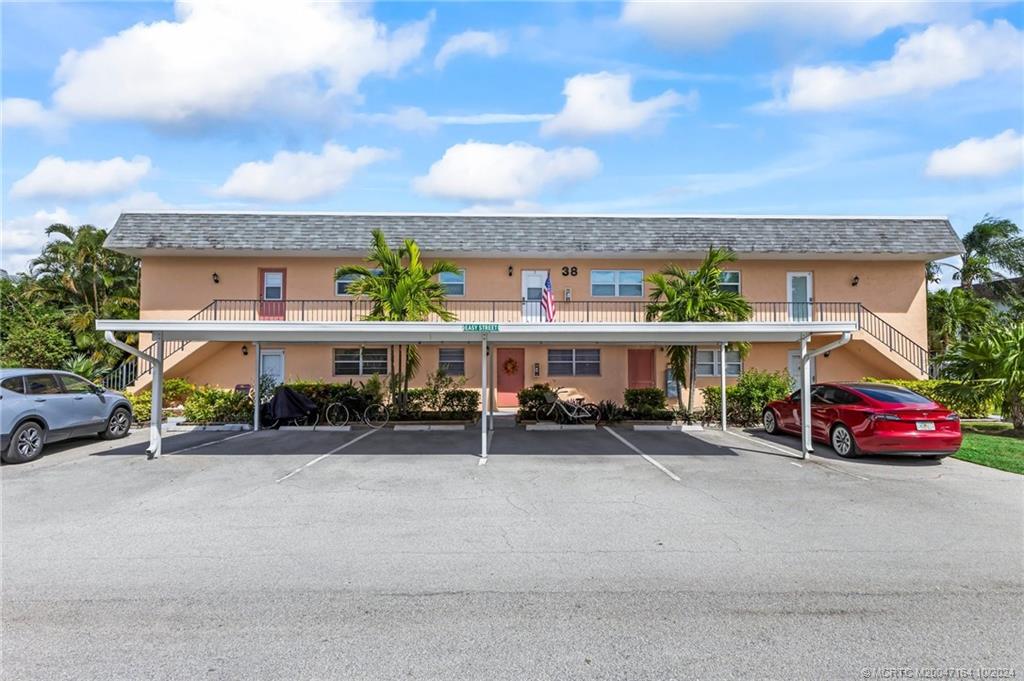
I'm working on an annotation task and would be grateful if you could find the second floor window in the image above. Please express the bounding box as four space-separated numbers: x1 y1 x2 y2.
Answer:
695 349 742 377
335 268 382 296
438 348 465 376
548 348 600 376
719 271 740 294
334 348 388 376
591 270 643 297
440 270 465 296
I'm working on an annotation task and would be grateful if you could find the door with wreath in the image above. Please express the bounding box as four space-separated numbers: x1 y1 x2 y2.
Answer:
495 348 526 408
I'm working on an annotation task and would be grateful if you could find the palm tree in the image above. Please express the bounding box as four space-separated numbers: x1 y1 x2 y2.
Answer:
926 288 993 355
940 321 1024 429
27 224 139 369
336 229 460 409
645 247 752 412
930 216 1024 293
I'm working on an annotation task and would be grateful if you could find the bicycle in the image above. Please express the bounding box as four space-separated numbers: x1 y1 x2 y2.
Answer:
540 387 603 425
247 384 319 428
324 398 390 429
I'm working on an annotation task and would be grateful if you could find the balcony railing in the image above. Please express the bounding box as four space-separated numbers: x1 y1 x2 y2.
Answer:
192 299 864 324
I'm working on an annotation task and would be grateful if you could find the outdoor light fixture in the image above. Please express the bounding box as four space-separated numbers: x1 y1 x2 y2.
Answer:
212 272 220 284
851 275 860 287
507 265 514 277
241 345 248 356
533 362 540 377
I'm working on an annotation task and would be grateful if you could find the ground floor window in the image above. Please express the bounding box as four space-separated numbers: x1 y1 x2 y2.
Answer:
695 348 742 377
438 348 465 376
548 348 600 376
334 347 388 376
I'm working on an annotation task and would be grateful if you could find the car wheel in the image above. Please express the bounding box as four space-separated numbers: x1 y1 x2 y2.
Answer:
762 409 779 435
831 424 858 458
101 407 132 440
3 421 45 464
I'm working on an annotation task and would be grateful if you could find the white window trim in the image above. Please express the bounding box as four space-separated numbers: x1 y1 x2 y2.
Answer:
547 348 601 377
440 269 466 297
333 347 389 376
335 268 382 297
438 348 466 376
590 269 644 298
695 348 743 377
687 269 741 294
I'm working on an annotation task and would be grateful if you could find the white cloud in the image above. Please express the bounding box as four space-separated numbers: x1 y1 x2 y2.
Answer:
357 106 553 131
771 20 1022 111
10 155 152 200
2 98 65 133
1 208 75 274
216 142 395 202
413 141 600 202
621 1 964 49
434 30 506 69
541 72 694 137
51 1 432 124
926 129 1024 179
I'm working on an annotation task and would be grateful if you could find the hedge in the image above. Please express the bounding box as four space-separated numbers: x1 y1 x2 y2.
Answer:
183 387 251 424
861 378 995 418
702 370 792 427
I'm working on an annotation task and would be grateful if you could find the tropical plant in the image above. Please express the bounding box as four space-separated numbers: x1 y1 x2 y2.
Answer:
0 322 72 368
939 321 1024 429
926 287 993 355
63 353 104 382
645 247 752 411
929 217 1024 294
335 229 460 408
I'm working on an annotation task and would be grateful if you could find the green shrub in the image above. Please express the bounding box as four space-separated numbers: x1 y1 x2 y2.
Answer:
162 378 195 407
862 378 995 418
702 370 792 426
624 388 667 412
183 387 250 423
517 383 553 419
128 390 152 423
0 324 72 369
442 389 480 419
598 400 627 423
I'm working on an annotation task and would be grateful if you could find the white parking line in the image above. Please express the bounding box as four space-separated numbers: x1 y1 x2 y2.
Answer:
602 427 681 482
167 431 254 455
276 429 378 483
719 429 870 481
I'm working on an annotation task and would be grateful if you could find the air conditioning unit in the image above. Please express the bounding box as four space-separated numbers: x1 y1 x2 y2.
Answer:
564 288 572 301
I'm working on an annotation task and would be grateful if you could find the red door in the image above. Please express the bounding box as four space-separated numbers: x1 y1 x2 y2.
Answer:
495 348 525 408
258 269 286 320
627 349 655 389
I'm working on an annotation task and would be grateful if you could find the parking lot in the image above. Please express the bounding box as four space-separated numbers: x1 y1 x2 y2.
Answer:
3 425 1022 680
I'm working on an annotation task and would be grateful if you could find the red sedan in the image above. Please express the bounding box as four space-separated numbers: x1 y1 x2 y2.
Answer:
762 382 962 459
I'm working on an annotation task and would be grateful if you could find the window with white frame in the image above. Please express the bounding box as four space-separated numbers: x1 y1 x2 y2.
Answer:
719 271 741 294
590 270 643 297
440 270 465 296
438 348 465 376
695 348 742 377
548 348 600 376
335 269 382 296
333 348 388 376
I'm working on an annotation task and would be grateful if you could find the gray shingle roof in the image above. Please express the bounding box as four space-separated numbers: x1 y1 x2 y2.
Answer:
106 212 964 258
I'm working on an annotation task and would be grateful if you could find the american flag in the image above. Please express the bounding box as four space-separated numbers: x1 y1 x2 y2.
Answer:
541 274 556 322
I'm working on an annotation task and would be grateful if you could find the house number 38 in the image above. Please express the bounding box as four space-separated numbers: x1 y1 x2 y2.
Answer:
561 266 578 276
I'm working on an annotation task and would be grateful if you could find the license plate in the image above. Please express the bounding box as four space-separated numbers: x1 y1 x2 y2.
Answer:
916 421 935 431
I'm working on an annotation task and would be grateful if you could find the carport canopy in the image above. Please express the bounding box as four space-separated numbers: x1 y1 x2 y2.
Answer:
97 319 856 460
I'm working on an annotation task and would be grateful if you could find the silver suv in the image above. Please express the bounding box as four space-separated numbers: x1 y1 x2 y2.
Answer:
0 369 133 464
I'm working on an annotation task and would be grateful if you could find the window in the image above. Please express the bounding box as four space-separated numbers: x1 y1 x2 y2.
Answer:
852 385 933 405
333 348 388 376
438 348 465 376
548 348 600 376
440 270 465 297
335 269 382 296
591 270 643 297
719 271 741 294
60 375 95 394
1 376 25 393
25 374 62 395
695 349 742 377
814 386 862 405
262 271 283 300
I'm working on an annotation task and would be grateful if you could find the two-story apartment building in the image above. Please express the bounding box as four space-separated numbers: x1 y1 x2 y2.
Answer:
102 212 962 410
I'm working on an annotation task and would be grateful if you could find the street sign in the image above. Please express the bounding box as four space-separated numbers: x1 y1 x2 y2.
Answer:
462 324 499 332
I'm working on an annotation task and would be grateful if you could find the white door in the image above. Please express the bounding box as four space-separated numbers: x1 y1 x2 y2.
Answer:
521 270 547 322
259 349 285 387
787 272 813 321
787 350 816 390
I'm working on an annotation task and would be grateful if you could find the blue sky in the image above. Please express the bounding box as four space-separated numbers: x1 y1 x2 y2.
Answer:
2 1 1022 280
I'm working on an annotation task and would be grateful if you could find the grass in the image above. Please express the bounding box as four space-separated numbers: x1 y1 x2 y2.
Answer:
954 427 1024 475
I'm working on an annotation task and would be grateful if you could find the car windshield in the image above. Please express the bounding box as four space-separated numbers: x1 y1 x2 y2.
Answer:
853 386 933 405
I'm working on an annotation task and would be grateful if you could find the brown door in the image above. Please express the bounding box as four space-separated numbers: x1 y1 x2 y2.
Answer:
495 348 525 407
628 349 656 389
258 268 286 320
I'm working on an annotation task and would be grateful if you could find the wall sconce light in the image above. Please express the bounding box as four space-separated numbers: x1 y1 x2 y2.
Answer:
533 362 540 378
851 275 859 287
507 265 514 277
823 351 831 358
241 345 249 356
212 272 220 284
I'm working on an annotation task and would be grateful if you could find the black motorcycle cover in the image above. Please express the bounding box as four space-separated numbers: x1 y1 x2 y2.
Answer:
260 387 317 428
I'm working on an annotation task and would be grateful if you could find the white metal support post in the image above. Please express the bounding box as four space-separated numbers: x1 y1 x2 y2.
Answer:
253 341 261 431
800 335 811 458
150 333 164 458
720 342 728 432
480 336 489 459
